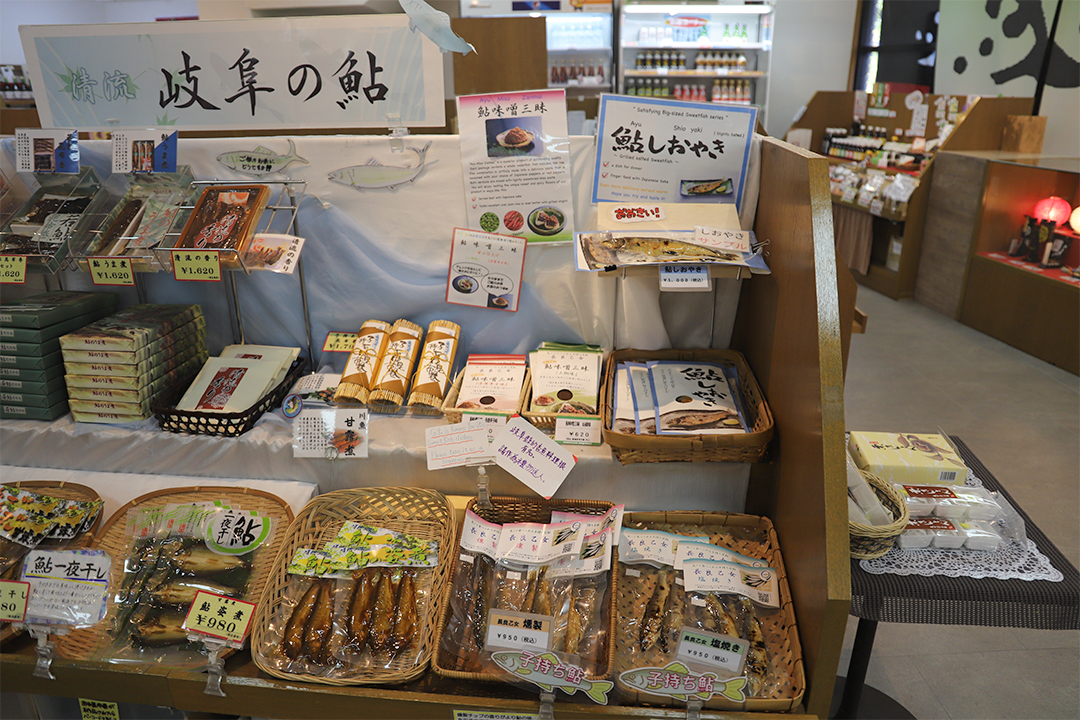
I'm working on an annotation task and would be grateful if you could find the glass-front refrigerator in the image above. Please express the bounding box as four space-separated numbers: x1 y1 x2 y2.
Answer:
461 1 614 97
617 1 774 122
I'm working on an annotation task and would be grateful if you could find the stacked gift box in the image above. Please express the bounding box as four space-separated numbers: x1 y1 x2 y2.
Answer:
60 304 208 424
0 291 119 420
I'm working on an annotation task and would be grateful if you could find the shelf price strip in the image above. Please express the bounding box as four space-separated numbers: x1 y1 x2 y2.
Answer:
182 589 256 647
0 255 26 284
89 257 135 286
172 250 222 282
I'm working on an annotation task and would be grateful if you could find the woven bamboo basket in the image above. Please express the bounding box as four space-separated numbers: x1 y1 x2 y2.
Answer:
251 487 455 686
520 373 602 436
849 471 909 559
615 511 805 712
54 486 293 663
600 349 773 464
0 481 103 644
440 368 530 425
432 496 618 683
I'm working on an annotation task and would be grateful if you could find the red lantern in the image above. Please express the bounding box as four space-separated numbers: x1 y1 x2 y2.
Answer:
1033 196 1072 224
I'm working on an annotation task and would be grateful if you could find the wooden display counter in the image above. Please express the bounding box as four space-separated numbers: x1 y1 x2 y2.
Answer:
788 91 1032 300
0 137 852 718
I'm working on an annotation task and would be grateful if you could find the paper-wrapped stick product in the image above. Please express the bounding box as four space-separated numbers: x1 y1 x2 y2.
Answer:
406 320 461 410
367 319 425 407
334 319 392 404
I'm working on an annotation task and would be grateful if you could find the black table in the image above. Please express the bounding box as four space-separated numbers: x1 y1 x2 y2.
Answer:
835 437 1080 719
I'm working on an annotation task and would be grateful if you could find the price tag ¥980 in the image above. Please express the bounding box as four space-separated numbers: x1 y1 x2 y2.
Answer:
89 257 135 286
172 250 222 282
182 590 256 647
0 255 27 284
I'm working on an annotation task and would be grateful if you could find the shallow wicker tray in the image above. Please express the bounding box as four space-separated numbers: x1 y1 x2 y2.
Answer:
152 357 306 438
601 349 774 464
441 367 530 425
251 487 455 686
520 373 602 437
615 511 805 712
1 480 103 643
849 470 909 559
432 496 618 684
54 485 293 663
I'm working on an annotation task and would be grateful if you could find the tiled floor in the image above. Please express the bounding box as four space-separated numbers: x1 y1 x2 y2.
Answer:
839 288 1080 720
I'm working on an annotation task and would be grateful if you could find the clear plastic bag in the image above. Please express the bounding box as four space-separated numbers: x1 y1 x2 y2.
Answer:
438 549 496 674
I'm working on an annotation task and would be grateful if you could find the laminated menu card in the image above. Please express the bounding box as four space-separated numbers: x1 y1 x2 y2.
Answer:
175 185 269 253
455 354 526 413
175 357 281 413
648 361 745 435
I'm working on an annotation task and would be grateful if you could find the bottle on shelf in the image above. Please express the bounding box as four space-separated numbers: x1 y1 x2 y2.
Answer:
635 52 643 69
661 78 670 97
626 78 636 96
598 62 605 84
568 60 578 83
711 79 720 103
737 53 748 71
578 58 586 82
551 64 560 86
678 51 686 70
559 63 568 85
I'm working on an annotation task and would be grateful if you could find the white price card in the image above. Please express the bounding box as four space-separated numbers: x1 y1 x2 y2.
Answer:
244 234 305 274
292 408 369 459
485 609 552 652
694 225 751 254
492 415 577 499
676 627 747 675
20 549 110 626
554 417 601 445
659 264 711 292
462 411 509 442
426 418 490 470
15 128 79 173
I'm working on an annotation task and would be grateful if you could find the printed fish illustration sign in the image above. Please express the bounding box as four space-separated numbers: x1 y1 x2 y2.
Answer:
328 141 434 191
619 661 748 703
398 0 476 55
491 650 613 704
216 139 308 176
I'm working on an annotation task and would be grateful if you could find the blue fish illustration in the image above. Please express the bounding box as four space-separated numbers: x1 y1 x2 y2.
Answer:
398 0 476 55
216 139 308 177
327 141 434 191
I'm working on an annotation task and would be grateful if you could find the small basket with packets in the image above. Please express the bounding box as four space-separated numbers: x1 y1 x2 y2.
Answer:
521 343 603 438
251 487 455 686
613 511 804 712
335 319 461 416
433 496 621 705
601 349 773 465
441 354 530 425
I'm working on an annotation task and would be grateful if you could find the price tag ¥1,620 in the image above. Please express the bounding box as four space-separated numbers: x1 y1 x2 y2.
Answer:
182 590 256 647
172 250 222 282
0 255 27 284
89 257 135 286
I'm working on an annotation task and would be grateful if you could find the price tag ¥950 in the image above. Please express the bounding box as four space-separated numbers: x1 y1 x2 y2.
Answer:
0 255 26 284
89 257 135 286
485 609 552 652
675 627 747 675
182 590 256 647
172 250 222 282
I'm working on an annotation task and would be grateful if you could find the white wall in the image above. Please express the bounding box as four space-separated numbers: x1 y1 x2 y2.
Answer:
767 0 858 138
936 0 1080 157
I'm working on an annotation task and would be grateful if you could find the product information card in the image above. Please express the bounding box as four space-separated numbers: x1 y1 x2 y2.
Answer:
593 95 757 211
15 128 79 173
111 129 178 173
457 90 575 243
446 228 527 312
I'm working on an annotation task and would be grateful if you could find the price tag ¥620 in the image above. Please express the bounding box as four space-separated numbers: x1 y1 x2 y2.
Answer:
0 579 30 622
322 331 359 353
89 257 135 286
0 255 27 284
172 250 222 282
554 417 601 446
182 590 256 647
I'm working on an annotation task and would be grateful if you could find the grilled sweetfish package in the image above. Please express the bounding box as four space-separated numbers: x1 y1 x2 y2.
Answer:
648 361 746 436
101 501 272 667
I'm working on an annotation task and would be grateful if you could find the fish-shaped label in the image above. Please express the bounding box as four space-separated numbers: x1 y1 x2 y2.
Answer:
674 539 768 570
550 504 624 545
328 141 433 191
682 559 779 608
549 528 612 578
216 139 308 177
491 650 612 705
619 661 748 704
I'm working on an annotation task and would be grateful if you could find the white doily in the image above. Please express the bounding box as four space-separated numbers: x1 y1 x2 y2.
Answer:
859 466 1064 582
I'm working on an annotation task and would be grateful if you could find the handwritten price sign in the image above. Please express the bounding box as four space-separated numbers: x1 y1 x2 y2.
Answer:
89 257 135 286
0 579 30 622
0 255 27 284
693 225 751 254
172 250 222 282
182 590 256 646
322 331 359 353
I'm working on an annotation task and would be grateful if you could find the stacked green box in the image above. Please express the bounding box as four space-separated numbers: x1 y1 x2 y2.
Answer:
60 304 207 424
0 291 119 420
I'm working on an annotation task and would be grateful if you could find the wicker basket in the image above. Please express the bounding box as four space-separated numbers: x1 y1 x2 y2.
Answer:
251 487 455 686
440 367 530 425
601 349 773 464
54 486 293 663
432 496 618 683
849 471 909 559
520 373 602 436
0 481 103 644
616 511 805 712
152 357 306 437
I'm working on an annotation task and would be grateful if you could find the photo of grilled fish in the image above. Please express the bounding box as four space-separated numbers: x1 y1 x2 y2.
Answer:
580 232 740 270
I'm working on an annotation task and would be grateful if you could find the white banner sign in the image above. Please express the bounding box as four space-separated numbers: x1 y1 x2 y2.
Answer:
20 16 445 131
